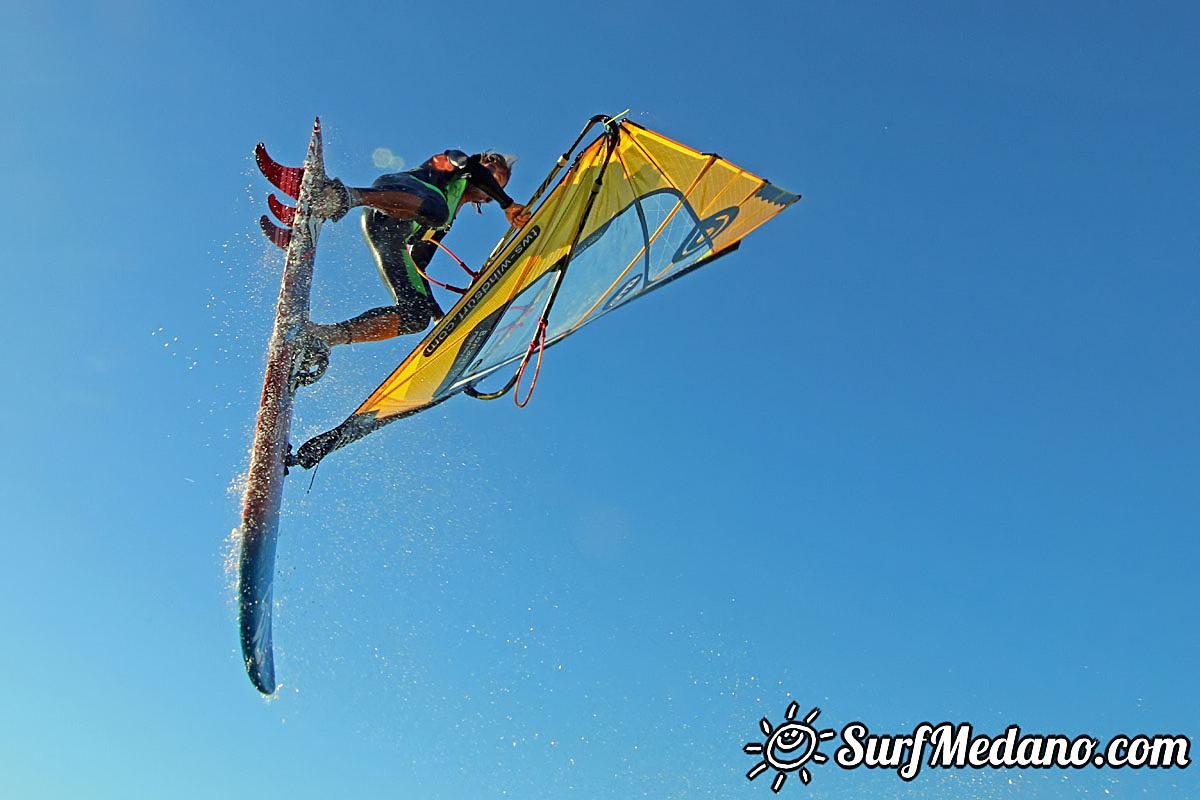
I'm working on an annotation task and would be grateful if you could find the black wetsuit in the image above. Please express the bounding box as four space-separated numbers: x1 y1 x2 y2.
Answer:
361 151 515 330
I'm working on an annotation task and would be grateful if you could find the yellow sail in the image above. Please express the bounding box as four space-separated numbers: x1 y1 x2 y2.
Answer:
297 117 800 464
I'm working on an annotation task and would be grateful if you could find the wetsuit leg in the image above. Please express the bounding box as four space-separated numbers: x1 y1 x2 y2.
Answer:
360 210 445 332
368 173 451 229
310 173 450 346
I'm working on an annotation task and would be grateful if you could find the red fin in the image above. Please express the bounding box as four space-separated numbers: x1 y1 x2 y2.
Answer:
259 215 292 250
255 142 304 200
267 193 296 226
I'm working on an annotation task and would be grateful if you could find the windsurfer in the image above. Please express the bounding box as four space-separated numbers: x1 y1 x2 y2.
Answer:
299 150 531 372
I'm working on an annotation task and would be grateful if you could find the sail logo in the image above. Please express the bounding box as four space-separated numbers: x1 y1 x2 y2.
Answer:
673 206 738 263
604 274 643 310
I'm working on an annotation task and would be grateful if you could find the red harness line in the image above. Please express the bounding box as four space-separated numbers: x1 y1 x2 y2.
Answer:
418 239 547 406
514 317 548 407
412 239 479 295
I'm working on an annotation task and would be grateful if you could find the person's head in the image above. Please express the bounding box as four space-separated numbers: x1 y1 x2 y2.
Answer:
463 152 514 205
480 151 512 187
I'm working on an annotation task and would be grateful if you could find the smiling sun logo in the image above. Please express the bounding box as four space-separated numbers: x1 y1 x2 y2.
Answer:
744 702 837 792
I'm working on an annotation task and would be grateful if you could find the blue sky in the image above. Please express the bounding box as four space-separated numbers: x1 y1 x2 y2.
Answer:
2 1 1197 797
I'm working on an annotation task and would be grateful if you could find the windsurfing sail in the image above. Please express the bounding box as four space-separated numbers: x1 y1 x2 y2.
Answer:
294 115 800 465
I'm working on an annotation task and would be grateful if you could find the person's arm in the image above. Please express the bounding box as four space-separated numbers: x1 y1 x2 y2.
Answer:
443 151 531 227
